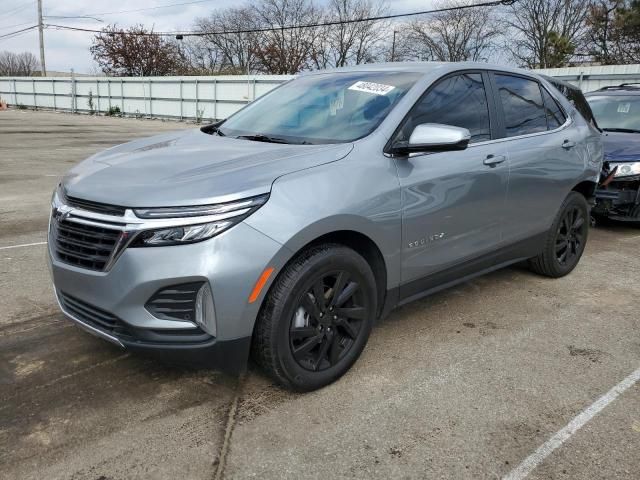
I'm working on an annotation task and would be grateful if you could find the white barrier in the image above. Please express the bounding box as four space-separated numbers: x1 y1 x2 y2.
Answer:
536 64 640 92
1 65 639 122
0 75 293 121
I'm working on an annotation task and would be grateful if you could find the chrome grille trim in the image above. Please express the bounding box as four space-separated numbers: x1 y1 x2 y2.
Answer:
49 190 252 272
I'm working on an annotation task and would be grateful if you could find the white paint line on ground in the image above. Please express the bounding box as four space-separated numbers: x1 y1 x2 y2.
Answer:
0 241 47 251
503 365 640 480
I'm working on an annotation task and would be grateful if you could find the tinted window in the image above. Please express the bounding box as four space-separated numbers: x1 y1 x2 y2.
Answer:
541 88 566 130
219 72 421 144
398 73 491 144
495 75 547 137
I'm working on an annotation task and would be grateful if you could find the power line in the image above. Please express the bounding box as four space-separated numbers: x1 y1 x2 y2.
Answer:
3 0 35 20
0 25 38 40
0 20 36 32
52 0 221 18
44 0 519 38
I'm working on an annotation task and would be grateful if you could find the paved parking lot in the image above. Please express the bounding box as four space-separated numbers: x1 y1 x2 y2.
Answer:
1 110 639 480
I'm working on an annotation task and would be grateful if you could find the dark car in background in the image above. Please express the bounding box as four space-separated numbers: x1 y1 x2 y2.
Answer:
585 84 640 223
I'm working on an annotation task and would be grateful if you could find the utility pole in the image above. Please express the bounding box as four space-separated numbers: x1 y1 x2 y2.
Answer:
391 30 397 62
37 0 46 76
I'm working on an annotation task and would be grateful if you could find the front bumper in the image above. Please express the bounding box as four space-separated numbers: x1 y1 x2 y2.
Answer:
594 181 640 221
49 221 286 371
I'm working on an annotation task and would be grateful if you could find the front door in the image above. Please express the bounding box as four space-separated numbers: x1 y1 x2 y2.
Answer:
392 72 509 300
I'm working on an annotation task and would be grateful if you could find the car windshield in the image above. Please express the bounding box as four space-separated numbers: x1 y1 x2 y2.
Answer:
218 72 422 144
586 94 640 132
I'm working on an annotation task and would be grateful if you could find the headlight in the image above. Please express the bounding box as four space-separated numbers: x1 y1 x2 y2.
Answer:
132 221 234 246
131 194 268 247
611 162 640 178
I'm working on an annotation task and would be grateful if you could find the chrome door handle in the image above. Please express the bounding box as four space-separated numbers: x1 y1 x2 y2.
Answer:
562 140 576 149
483 154 506 167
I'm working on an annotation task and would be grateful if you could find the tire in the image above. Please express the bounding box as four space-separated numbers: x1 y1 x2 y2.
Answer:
252 243 377 391
528 191 590 278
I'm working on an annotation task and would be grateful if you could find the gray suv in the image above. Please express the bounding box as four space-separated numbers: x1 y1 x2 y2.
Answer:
48 63 603 390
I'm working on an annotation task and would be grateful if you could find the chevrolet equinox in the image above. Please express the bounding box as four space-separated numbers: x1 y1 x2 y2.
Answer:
49 63 603 390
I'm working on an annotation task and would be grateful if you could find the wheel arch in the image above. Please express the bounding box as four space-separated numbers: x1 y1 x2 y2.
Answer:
571 179 598 201
255 229 389 330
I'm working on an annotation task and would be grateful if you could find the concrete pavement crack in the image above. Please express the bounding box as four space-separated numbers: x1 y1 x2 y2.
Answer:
214 371 247 480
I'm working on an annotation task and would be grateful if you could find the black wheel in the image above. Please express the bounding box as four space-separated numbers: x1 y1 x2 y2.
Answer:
252 243 377 391
529 191 589 278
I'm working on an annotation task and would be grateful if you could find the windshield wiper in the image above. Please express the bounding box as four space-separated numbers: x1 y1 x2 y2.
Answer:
602 127 640 134
236 134 291 144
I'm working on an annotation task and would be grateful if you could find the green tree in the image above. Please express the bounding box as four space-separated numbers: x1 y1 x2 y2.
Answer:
587 0 640 64
547 31 576 67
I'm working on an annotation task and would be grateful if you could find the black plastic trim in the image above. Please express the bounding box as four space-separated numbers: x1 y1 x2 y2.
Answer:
397 233 546 304
121 336 251 374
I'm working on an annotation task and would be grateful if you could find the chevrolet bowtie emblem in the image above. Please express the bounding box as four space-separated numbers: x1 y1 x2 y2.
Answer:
54 205 72 221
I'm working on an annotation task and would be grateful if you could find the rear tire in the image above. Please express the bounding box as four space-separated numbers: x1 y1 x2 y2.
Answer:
251 243 377 391
529 191 589 278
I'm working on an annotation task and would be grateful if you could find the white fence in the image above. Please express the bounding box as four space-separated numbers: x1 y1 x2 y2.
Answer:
1 65 639 122
536 64 640 92
0 75 293 122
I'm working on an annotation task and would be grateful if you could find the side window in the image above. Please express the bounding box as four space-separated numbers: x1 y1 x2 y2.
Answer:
495 74 547 137
398 73 491 144
541 87 567 130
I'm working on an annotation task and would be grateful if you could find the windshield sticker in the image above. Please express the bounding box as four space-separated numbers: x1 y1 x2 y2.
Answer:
330 90 344 116
618 103 631 114
348 81 396 96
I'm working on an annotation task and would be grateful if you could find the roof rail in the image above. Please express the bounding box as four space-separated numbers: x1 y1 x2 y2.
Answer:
598 83 640 91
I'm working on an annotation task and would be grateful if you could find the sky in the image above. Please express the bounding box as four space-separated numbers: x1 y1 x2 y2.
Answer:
0 0 437 74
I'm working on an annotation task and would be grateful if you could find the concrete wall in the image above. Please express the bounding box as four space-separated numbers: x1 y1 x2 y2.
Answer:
0 75 293 121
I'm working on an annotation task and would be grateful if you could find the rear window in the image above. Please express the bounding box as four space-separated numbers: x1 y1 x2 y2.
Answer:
541 88 567 130
495 74 547 137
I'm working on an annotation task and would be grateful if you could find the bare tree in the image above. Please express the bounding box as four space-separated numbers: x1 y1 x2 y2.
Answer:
191 6 259 74
90 25 189 76
251 0 323 74
397 0 501 62
504 0 591 68
0 51 39 76
311 0 389 69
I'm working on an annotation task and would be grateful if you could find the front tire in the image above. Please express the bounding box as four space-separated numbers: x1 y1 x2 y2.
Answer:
529 191 589 278
252 244 377 391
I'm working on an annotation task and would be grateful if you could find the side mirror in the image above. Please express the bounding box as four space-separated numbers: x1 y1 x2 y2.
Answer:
390 123 471 155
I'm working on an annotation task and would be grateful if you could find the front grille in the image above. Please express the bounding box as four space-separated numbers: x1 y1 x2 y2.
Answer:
52 218 124 271
64 194 127 217
58 292 133 339
145 282 203 322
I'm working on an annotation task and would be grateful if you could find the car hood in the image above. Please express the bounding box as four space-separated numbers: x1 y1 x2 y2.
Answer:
602 131 640 163
63 128 354 207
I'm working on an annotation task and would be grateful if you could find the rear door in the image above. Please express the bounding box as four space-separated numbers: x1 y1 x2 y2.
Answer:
393 71 510 299
490 73 585 244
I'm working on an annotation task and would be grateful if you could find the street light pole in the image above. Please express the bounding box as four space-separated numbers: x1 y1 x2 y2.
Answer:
37 0 46 76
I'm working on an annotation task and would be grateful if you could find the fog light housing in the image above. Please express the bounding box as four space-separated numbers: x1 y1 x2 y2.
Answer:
195 282 216 336
145 281 217 336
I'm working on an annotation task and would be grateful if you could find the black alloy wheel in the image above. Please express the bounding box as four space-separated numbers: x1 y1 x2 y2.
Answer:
252 243 377 391
289 270 367 372
555 205 587 266
529 191 590 278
